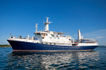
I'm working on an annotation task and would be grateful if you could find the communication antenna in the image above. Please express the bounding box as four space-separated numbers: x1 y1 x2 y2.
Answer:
35 23 38 32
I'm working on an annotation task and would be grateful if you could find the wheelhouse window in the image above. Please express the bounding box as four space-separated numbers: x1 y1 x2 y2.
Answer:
36 33 41 35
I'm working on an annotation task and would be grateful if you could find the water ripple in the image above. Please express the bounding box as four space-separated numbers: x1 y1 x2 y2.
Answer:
0 47 106 70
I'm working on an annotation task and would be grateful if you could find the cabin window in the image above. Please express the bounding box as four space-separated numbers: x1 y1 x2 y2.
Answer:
51 34 54 37
42 37 44 39
35 38 38 40
36 33 41 35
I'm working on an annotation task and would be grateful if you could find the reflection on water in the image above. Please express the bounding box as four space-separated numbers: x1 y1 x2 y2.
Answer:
1 47 106 70
5 51 99 70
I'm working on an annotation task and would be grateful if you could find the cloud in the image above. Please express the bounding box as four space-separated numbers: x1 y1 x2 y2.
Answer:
84 29 106 38
83 29 106 45
95 36 104 39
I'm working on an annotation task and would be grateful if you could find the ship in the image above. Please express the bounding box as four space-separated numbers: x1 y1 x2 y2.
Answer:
7 17 98 52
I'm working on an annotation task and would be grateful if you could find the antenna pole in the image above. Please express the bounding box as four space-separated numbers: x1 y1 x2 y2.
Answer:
35 24 38 32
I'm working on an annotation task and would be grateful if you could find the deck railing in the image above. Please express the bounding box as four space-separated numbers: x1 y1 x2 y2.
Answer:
10 35 35 40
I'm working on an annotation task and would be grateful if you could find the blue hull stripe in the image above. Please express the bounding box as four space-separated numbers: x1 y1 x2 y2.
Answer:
7 40 98 51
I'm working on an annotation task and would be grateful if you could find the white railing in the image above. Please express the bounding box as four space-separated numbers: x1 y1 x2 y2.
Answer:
10 35 35 40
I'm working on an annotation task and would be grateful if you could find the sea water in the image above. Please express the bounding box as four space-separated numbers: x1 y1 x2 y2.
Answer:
0 46 106 70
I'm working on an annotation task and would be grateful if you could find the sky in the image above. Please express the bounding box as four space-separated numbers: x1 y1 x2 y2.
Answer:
0 0 106 45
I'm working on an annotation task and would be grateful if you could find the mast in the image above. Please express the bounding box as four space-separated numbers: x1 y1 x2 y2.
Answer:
44 17 50 31
78 29 83 42
35 24 38 32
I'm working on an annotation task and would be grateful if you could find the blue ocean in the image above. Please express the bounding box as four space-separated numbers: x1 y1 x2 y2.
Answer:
0 46 106 70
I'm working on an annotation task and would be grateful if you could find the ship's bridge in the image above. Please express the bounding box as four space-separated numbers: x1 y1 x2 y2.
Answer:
34 31 72 44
